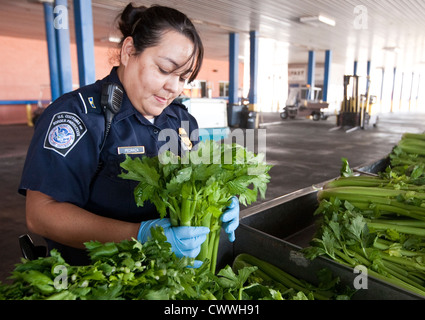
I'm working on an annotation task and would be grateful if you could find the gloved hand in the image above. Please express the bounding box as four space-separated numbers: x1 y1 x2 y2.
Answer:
220 196 240 242
137 218 209 267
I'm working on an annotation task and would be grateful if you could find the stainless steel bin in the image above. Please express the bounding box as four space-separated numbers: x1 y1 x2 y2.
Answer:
217 158 424 300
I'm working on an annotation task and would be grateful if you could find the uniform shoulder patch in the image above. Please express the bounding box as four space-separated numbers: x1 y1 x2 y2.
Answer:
44 112 87 157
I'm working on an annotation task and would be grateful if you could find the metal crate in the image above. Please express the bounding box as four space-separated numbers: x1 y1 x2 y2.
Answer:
217 158 424 300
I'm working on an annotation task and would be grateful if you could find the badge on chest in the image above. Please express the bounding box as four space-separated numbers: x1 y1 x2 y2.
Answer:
178 127 193 151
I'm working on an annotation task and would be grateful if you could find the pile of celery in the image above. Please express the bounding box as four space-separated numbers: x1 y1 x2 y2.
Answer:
303 132 425 297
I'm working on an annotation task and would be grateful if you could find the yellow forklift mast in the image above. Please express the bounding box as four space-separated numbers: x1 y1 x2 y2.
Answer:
337 75 377 130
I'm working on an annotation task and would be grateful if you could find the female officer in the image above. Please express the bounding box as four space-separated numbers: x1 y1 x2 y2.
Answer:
19 3 239 266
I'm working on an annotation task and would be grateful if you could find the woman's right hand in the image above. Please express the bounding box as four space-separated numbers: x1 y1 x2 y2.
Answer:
137 218 210 266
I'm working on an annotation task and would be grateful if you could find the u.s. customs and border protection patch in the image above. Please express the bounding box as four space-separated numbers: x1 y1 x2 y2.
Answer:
44 112 87 157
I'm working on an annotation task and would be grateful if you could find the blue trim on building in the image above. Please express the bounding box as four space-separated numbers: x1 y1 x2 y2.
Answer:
228 33 239 107
74 0 96 87
323 50 332 102
307 50 316 100
54 0 73 95
366 60 371 93
248 30 258 106
43 2 60 102
0 100 50 105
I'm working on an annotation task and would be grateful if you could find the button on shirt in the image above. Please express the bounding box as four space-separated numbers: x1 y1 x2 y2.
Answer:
19 67 199 264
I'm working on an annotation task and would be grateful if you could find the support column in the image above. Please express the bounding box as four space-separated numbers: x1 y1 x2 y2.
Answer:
42 0 60 101
74 0 96 86
399 72 404 111
54 0 73 95
353 61 358 75
366 60 371 94
323 50 332 102
391 67 396 112
227 32 240 127
379 68 385 104
248 30 258 112
409 72 414 111
307 50 315 100
228 33 239 107
416 74 421 109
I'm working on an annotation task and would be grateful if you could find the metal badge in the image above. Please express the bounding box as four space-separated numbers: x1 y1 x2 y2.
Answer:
178 128 192 151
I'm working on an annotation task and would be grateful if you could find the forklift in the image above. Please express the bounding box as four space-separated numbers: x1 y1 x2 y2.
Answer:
336 75 378 132
280 85 329 121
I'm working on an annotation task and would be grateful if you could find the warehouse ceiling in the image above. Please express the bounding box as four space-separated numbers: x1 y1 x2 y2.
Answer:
1 0 425 72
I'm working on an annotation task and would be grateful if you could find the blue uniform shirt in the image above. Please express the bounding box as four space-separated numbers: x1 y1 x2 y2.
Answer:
19 67 199 264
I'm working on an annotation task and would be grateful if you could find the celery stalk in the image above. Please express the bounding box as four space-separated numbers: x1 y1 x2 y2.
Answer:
197 213 211 262
367 221 425 237
320 186 425 199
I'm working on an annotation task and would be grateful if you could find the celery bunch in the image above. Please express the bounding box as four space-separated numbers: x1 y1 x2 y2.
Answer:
119 140 272 273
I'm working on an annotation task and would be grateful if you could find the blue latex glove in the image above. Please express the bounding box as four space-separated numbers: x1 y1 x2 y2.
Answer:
220 196 240 242
137 218 209 267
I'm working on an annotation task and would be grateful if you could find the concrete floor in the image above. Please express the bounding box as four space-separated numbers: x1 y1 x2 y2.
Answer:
1 110 424 283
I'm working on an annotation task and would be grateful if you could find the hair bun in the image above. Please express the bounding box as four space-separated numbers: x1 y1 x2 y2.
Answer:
117 3 148 39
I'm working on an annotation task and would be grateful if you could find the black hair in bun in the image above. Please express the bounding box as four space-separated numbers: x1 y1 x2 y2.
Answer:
116 2 203 82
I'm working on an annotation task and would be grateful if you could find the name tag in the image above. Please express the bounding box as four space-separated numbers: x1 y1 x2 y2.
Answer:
117 146 145 155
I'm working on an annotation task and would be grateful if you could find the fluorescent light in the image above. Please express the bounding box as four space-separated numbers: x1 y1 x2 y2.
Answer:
300 15 336 27
261 15 291 27
108 36 121 43
318 15 336 27
219 25 235 32
383 46 401 53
